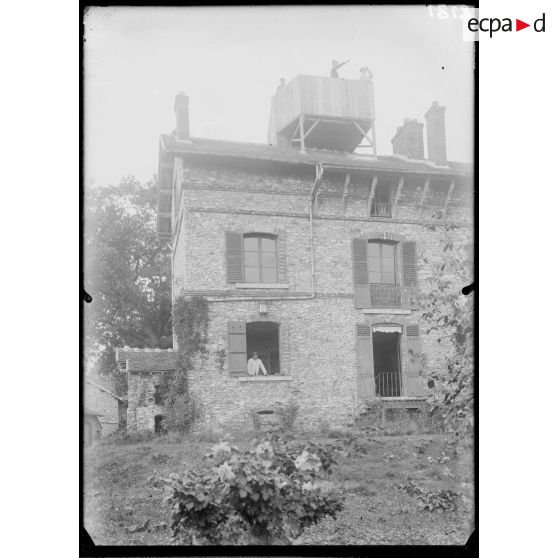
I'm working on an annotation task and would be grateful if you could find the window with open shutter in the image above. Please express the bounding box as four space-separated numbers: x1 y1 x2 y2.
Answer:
225 232 243 283
228 321 247 376
405 323 425 396
356 323 375 398
352 239 371 308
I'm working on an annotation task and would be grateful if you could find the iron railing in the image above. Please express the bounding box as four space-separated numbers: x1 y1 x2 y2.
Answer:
370 201 392 217
375 371 402 397
370 283 402 308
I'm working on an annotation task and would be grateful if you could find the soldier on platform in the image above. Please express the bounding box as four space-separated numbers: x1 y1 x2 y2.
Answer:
330 59 350 78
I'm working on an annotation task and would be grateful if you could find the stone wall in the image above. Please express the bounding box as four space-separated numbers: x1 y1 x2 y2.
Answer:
126 371 166 432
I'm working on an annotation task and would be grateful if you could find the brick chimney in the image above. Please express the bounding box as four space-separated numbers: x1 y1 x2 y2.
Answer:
391 118 424 160
174 91 190 142
424 101 447 165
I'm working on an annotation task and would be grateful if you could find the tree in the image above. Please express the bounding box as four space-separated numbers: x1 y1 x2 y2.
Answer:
420 224 474 439
84 176 172 396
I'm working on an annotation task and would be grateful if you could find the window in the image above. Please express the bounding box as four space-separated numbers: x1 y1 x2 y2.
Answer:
352 237 417 309
228 320 289 376
370 182 393 217
356 322 425 399
226 231 286 285
246 321 280 375
368 241 396 285
243 234 278 283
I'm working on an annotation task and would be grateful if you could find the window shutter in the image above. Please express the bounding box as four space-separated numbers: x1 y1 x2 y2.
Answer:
225 232 243 283
228 321 247 376
405 324 425 396
352 238 371 308
402 241 418 310
356 323 375 398
401 241 417 287
277 233 288 284
279 322 290 375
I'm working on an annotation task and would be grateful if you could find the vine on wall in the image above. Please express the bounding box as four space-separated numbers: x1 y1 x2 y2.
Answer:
159 295 210 432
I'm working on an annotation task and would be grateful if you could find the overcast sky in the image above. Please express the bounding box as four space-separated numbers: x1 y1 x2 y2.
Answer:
84 6 475 187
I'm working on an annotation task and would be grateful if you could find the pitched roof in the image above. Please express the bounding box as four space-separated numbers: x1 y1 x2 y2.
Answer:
85 376 125 402
160 134 472 177
115 347 178 373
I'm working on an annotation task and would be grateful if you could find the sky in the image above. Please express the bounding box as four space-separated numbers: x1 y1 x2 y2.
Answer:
84 6 475 187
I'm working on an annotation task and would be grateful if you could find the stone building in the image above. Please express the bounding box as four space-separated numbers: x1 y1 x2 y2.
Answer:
117 75 473 433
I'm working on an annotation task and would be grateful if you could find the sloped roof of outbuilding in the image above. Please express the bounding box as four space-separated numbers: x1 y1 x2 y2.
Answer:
160 134 472 177
115 347 178 373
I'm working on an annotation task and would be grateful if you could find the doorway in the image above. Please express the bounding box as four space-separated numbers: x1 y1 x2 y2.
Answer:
373 331 402 396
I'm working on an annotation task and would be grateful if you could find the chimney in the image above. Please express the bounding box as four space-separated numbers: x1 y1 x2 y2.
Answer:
424 101 447 165
391 118 424 160
174 92 190 142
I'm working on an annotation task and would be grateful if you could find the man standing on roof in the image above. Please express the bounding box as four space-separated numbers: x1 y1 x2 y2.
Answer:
330 59 350 78
359 66 373 81
276 77 286 93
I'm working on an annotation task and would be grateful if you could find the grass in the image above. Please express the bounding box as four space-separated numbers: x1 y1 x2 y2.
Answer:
83 430 474 545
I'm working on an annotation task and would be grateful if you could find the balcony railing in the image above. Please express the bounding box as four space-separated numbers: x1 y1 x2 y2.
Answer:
370 201 392 217
370 283 402 308
375 371 402 397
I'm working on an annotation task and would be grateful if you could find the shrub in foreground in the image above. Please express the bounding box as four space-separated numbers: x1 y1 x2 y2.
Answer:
157 440 344 544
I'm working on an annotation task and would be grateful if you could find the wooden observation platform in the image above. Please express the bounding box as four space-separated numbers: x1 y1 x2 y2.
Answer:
268 75 377 155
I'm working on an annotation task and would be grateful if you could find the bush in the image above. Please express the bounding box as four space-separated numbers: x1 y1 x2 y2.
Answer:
162 392 203 434
158 439 344 544
418 489 460 512
275 400 300 431
398 480 460 512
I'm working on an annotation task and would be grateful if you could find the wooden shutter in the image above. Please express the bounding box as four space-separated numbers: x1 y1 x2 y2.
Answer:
277 233 288 284
401 241 417 287
228 321 247 376
401 241 418 310
225 232 243 283
279 322 290 375
352 238 371 308
356 323 375 398
405 324 425 396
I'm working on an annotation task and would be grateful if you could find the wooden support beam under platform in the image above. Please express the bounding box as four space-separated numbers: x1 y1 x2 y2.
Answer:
341 173 351 213
367 175 378 216
353 120 374 148
442 179 455 219
392 177 405 218
303 118 321 139
419 176 431 205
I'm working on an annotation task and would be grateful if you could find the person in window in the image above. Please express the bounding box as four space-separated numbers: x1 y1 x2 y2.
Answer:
247 352 268 376
330 59 350 78
359 66 373 81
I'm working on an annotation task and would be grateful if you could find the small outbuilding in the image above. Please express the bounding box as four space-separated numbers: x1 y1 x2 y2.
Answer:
84 375 126 437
